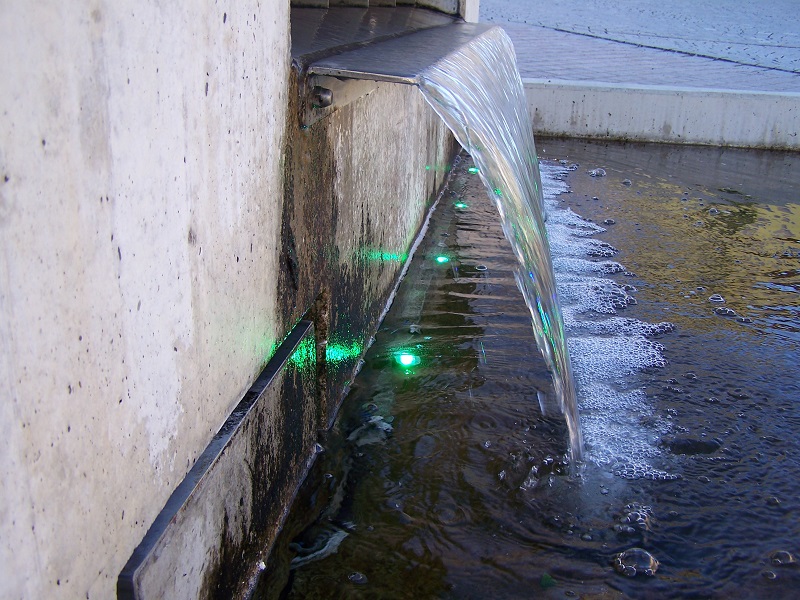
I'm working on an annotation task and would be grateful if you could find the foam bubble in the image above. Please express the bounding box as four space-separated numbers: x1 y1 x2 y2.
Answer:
539 159 677 481
559 277 638 315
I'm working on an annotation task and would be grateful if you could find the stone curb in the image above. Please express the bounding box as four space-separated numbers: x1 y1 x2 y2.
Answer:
524 78 800 150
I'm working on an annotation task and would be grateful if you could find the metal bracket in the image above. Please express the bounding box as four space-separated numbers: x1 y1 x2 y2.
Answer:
301 75 382 128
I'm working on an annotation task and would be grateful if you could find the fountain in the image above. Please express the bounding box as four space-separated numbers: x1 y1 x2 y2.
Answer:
417 28 583 463
266 11 800 599
305 21 583 463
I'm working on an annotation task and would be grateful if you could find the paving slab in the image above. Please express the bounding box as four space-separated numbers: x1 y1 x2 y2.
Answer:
481 0 800 74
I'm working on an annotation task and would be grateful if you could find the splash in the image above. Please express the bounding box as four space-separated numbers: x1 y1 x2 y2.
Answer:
418 29 583 462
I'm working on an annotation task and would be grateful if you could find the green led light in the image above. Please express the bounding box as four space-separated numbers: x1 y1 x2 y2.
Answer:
454 201 468 209
435 255 450 264
395 352 420 367
468 167 480 174
494 188 503 197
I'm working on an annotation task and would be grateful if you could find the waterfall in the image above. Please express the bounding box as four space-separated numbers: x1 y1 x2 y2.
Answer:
417 28 584 463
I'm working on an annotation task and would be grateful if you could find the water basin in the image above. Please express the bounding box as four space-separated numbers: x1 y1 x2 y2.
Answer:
257 139 800 599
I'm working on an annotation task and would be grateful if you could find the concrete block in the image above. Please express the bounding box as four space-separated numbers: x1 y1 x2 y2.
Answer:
525 79 800 150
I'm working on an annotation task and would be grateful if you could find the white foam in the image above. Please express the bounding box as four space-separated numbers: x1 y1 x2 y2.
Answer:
540 159 676 480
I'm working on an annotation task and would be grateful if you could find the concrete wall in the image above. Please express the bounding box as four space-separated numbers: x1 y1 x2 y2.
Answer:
0 2 459 598
525 79 800 150
0 2 291 598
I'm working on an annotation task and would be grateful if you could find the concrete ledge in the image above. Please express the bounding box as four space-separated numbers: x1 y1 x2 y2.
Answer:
524 78 800 150
118 320 319 600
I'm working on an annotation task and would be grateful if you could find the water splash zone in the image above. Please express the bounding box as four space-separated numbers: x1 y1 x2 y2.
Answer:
418 28 583 462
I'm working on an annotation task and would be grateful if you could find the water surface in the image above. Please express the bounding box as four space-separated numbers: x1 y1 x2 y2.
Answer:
259 140 800 599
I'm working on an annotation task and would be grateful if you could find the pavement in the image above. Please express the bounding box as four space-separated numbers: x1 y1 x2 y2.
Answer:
480 0 800 93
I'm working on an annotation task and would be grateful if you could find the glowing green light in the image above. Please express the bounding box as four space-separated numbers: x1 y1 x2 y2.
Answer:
425 165 431 170
468 167 480 174
364 249 407 263
326 341 363 366
454 201 468 209
288 335 316 372
395 352 420 367
494 188 503 197
435 255 450 264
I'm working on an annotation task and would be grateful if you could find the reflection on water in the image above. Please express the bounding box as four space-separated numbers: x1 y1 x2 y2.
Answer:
258 141 800 599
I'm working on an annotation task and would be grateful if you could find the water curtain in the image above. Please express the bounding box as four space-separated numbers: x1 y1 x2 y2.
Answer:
417 29 583 462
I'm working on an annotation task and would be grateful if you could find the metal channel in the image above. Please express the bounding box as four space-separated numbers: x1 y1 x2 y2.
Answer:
307 21 496 84
299 20 498 126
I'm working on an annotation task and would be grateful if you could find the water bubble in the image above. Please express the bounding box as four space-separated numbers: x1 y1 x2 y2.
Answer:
409 324 422 334
737 316 753 324
708 207 720 215
614 548 659 577
622 179 632 186
603 219 616 225
592 196 600 201
714 307 737 317
615 524 637 534
761 570 777 580
567 163 579 171
708 294 725 303
620 503 654 531
767 496 782 506
589 168 606 177
475 264 488 271
770 550 795 565
348 572 368 584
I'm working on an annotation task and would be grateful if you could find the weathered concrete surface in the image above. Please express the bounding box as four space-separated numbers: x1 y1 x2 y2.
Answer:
525 80 800 150
120 322 318 600
0 2 460 598
0 2 290 599
282 70 455 426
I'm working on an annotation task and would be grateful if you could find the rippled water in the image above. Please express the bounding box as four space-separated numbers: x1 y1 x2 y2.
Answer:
257 141 800 599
